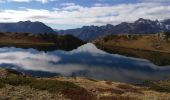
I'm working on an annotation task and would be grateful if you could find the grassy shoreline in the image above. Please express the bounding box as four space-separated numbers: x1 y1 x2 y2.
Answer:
94 35 170 66
0 42 56 46
0 32 85 51
0 68 170 100
94 34 170 53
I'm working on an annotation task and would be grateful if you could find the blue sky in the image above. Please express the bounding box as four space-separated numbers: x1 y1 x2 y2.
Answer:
0 0 170 29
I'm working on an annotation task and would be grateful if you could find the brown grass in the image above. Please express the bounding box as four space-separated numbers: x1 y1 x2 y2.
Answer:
97 88 124 95
95 35 170 53
0 76 93 100
117 84 143 94
62 88 94 100
105 81 113 85
99 95 138 100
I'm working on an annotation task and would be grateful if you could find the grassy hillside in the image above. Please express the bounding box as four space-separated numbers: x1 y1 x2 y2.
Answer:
94 34 170 53
94 34 170 66
0 68 170 100
0 32 85 51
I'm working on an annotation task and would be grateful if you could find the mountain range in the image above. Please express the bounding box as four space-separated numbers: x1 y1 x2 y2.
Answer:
58 18 170 41
0 21 56 34
0 18 170 41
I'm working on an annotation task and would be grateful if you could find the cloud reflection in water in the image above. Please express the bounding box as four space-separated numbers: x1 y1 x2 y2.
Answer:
0 43 170 83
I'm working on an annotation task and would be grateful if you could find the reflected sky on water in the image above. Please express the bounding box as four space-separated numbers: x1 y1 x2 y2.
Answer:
0 43 170 83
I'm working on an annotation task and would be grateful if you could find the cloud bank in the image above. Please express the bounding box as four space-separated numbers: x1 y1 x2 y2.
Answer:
0 0 53 3
0 1 170 29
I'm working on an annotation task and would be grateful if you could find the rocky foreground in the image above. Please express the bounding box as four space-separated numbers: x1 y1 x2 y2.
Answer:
0 68 170 100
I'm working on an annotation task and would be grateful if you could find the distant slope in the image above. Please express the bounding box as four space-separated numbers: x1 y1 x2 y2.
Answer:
94 33 170 53
93 34 170 66
58 18 170 41
0 21 56 34
0 32 85 51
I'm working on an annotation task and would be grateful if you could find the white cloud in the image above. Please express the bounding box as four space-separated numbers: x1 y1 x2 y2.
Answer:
0 0 5 3
8 0 31 2
60 2 76 6
0 2 170 28
142 0 170 3
94 3 110 7
0 0 53 3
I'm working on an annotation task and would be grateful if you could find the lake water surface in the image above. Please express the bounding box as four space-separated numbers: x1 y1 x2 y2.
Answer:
0 43 170 83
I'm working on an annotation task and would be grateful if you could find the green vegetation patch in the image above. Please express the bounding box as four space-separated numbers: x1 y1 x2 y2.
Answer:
0 76 93 100
144 80 170 92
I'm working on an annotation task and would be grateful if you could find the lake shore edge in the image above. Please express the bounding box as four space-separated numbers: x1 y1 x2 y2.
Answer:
0 68 170 100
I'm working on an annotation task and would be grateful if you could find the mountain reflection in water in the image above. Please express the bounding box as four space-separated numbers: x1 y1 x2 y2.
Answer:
0 43 170 83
